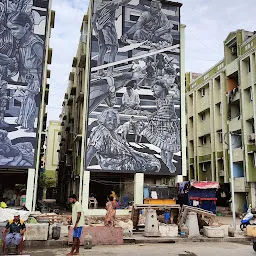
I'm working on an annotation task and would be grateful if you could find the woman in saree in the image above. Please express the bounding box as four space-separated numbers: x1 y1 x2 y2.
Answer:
104 196 118 227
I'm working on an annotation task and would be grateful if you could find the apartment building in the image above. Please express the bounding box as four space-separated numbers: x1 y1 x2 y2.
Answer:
186 30 256 212
57 0 186 215
43 120 61 198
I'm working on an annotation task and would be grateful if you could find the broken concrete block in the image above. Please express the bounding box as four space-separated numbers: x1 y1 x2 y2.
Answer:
159 224 178 237
203 226 224 238
25 224 49 241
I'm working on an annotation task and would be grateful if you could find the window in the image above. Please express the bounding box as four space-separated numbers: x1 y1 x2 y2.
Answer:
219 132 223 143
201 88 205 97
201 112 205 121
254 152 256 168
250 87 253 101
220 103 223 115
248 60 251 73
201 136 207 145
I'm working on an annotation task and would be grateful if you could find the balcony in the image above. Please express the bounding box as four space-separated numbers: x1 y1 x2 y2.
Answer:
226 59 238 77
232 91 240 101
229 116 241 132
214 116 222 131
244 106 254 120
232 148 243 162
234 177 246 192
214 91 221 104
72 57 78 68
188 130 194 141
197 95 210 113
78 54 86 68
69 72 75 82
197 119 211 137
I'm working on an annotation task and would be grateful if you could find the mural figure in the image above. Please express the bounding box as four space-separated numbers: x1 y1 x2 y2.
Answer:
156 53 165 76
6 0 33 14
0 129 22 166
0 12 44 83
143 80 180 173
120 80 141 114
116 116 145 143
0 129 33 166
0 2 15 80
92 0 132 75
86 108 161 172
0 0 49 169
121 0 174 44
0 76 10 128
16 73 39 132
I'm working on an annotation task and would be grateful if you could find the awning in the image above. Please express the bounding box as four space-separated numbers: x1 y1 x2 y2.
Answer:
190 181 220 189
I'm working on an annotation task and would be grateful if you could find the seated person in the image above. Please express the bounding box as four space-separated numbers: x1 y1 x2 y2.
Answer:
120 81 140 112
2 212 26 249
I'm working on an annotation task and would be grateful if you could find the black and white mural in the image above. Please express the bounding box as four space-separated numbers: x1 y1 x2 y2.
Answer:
0 0 49 169
86 0 182 175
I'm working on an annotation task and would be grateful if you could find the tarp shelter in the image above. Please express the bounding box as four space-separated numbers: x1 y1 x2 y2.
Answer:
179 181 219 214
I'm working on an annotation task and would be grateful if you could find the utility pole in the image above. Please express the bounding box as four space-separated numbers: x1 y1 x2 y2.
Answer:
228 132 236 229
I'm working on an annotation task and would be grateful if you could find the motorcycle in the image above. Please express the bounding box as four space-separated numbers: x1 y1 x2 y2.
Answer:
240 205 254 231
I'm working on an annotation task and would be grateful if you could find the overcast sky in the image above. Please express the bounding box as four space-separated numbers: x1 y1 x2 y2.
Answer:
47 0 256 122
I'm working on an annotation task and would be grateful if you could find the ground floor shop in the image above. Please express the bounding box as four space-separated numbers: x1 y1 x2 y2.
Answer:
79 171 180 215
0 169 38 211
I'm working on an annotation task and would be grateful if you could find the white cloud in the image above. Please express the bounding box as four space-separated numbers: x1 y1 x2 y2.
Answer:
47 0 256 122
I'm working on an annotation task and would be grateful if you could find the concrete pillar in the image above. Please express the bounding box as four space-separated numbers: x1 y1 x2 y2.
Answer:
251 183 256 208
82 171 90 214
180 24 186 179
26 169 35 211
134 173 144 205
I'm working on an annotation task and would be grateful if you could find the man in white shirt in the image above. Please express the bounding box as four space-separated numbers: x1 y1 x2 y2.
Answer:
121 81 140 111
68 194 85 255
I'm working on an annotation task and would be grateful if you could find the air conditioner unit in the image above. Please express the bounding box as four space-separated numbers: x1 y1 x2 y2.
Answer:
80 33 87 43
202 164 207 172
231 46 237 55
249 133 255 142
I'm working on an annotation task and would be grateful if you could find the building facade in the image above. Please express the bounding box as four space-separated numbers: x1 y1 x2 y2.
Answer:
43 120 61 197
57 0 186 215
0 0 55 211
186 30 256 212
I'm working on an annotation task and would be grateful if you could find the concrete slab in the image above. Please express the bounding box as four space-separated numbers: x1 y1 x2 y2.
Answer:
203 226 225 238
68 226 123 245
25 224 49 241
159 225 178 237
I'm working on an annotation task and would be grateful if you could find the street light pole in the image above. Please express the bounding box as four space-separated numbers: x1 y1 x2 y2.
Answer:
228 132 236 229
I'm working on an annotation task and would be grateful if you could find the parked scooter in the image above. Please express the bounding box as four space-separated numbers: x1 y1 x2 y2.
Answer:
253 239 256 252
240 204 254 231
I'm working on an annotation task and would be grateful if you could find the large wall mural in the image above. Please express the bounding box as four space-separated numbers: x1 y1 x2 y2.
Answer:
0 0 49 169
86 0 182 175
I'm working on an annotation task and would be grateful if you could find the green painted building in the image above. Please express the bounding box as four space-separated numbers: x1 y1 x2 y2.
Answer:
186 30 256 212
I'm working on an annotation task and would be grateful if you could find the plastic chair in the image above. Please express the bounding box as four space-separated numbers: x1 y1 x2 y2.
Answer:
2 232 24 255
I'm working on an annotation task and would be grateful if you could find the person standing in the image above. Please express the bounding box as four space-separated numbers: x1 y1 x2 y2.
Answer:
16 73 40 132
0 76 10 128
92 0 132 76
68 194 85 256
104 196 118 227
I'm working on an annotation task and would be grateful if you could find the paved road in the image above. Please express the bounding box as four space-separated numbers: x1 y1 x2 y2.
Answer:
24 242 255 256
